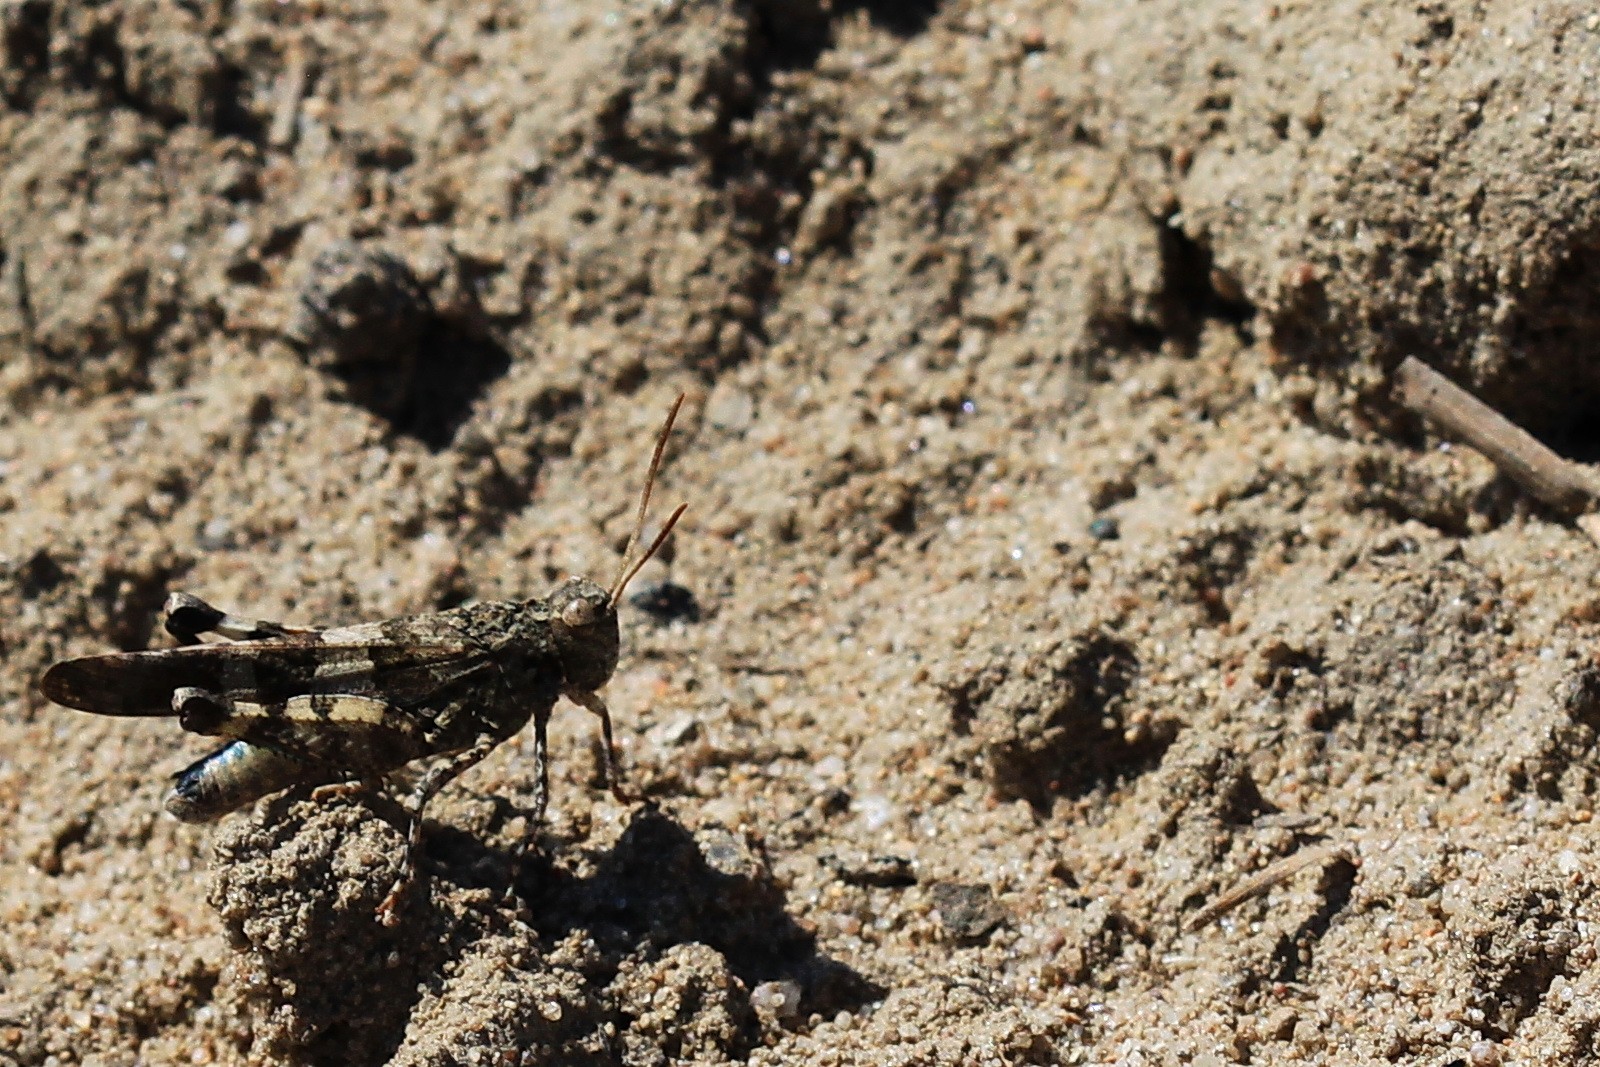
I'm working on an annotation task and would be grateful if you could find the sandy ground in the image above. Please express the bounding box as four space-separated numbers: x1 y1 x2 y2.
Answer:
5 1 1600 1064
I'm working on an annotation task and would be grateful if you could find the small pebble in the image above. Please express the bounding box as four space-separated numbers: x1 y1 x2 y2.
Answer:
750 980 804 1024
1088 517 1120 541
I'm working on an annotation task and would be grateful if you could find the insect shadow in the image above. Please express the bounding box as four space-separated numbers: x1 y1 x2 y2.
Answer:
412 802 879 1020
519 806 882 1016
213 796 881 1064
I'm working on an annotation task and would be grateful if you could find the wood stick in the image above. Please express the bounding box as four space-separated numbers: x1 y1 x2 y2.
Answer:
269 42 310 150
1393 356 1598 515
1185 843 1349 933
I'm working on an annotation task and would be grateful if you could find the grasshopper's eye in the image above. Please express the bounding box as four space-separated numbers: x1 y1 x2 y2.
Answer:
561 598 599 628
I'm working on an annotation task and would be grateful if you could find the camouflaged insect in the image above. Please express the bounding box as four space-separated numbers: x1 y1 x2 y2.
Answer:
42 397 687 922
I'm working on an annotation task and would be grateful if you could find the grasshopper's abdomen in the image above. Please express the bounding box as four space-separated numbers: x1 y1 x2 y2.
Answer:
166 741 319 823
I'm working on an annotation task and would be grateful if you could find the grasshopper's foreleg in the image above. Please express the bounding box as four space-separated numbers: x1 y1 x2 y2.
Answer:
564 687 632 804
376 735 501 926
163 592 308 645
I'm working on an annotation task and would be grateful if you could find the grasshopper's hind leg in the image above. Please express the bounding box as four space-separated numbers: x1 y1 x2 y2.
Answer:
502 712 551 909
172 686 239 735
376 735 501 926
163 592 311 645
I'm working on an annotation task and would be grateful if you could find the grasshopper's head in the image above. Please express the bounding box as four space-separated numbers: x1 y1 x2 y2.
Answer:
547 576 620 693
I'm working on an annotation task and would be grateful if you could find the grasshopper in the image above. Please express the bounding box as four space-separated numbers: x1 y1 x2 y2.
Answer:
42 396 687 922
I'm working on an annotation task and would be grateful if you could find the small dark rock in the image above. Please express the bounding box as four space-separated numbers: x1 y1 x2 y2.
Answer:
929 881 1005 942
824 852 916 888
1088 517 1120 541
817 787 852 817
15 548 65 598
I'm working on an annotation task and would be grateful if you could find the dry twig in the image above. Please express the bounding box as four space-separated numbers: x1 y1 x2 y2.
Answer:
1393 356 1599 515
269 42 312 150
1185 842 1351 933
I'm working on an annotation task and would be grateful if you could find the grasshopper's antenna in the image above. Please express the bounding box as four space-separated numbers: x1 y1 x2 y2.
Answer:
610 394 686 606
611 502 687 608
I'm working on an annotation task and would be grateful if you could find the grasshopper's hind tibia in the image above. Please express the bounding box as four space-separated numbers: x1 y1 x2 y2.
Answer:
167 741 317 823
163 592 311 645
376 735 502 926
501 713 552 910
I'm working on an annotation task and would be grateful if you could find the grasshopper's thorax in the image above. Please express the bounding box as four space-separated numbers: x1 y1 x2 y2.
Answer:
541 576 619 693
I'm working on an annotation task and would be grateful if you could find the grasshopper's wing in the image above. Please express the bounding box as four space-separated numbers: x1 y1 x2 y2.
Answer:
40 621 486 717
